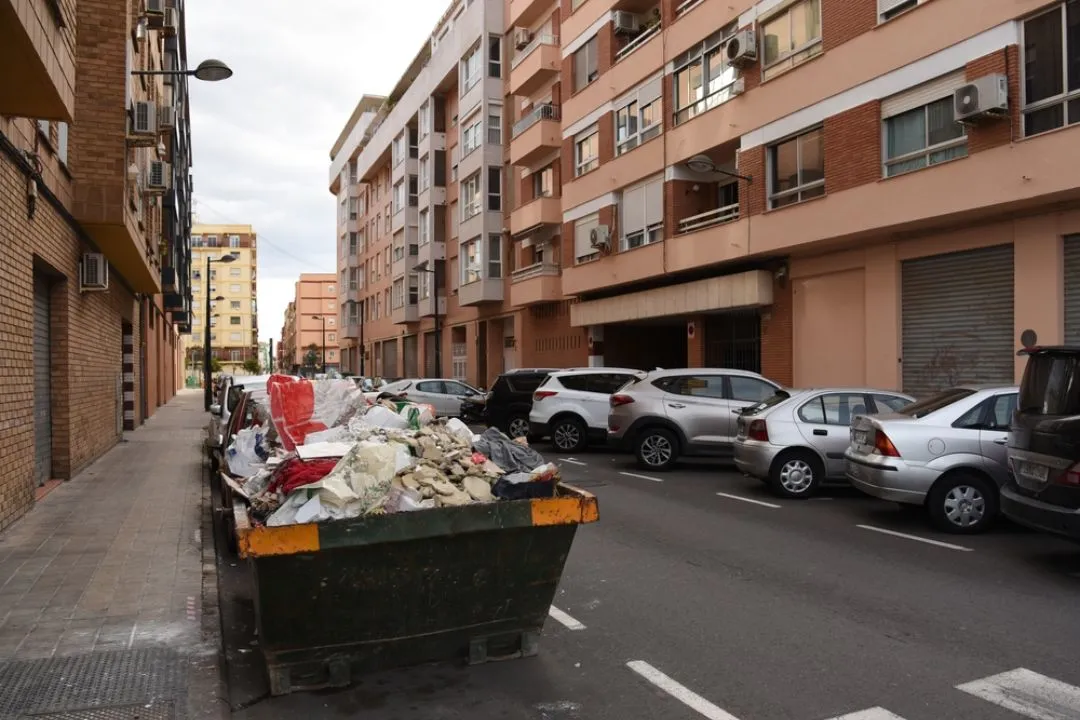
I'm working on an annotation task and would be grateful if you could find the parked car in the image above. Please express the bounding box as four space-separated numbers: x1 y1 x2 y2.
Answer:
734 388 914 498
208 374 284 462
529 368 646 452
844 385 1018 534
470 368 560 438
1002 346 1080 542
608 368 782 471
375 378 483 417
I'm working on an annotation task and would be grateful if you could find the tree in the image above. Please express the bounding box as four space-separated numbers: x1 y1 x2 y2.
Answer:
210 357 222 373
303 343 321 374
242 358 261 374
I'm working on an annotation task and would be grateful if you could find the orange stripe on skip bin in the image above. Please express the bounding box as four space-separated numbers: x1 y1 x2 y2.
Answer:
238 523 321 558
530 494 600 527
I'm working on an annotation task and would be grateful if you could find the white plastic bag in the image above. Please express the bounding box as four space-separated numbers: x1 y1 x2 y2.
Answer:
445 417 474 443
359 405 409 430
226 427 264 478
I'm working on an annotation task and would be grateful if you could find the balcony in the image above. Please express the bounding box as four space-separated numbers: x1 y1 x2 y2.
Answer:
510 263 562 307
419 293 447 319
348 181 362 197
510 196 561 236
343 318 362 339
392 204 418 233
509 34 560 97
75 170 160 293
392 303 419 325
418 185 447 208
510 104 561 167
417 240 446 269
393 155 418 182
508 0 549 28
346 284 361 302
677 202 740 235
0 1 75 121
347 217 363 233
392 245 419 278
458 278 504 306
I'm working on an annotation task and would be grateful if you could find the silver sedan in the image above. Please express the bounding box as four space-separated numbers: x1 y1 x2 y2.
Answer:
844 385 1018 534
734 388 914 498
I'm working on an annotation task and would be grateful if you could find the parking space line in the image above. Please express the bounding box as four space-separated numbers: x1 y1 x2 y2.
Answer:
619 471 663 483
548 605 586 630
627 661 742 720
715 492 781 509
855 524 973 552
826 708 908 720
560 458 587 466
957 667 1080 719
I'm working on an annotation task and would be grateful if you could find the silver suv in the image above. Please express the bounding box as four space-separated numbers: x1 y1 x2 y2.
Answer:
608 368 782 471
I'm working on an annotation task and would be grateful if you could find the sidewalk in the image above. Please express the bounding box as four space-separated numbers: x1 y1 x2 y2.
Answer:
0 389 223 720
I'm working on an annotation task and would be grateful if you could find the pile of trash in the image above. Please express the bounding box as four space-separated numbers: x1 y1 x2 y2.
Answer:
222 374 562 527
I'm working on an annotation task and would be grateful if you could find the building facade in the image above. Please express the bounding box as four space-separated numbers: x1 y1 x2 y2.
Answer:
0 0 193 528
182 223 260 375
280 274 341 374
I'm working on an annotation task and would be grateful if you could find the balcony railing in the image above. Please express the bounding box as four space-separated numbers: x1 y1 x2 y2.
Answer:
511 33 559 69
676 203 740 234
511 261 560 282
675 0 704 15
512 103 560 139
616 23 661 62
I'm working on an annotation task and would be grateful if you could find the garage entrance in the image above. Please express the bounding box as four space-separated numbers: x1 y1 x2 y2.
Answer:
704 310 761 372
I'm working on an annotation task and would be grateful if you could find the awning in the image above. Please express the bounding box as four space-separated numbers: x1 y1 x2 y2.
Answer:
570 270 773 327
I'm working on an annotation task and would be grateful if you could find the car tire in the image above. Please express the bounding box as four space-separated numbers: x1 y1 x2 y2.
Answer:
551 417 588 453
769 450 824 499
635 427 679 471
926 471 998 534
506 415 531 440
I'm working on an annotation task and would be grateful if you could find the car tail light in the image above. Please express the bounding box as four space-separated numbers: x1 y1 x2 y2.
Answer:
1054 461 1080 487
874 430 901 458
610 394 634 407
747 419 768 442
533 390 557 401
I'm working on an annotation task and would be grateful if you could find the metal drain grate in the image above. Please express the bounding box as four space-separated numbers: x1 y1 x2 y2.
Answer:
0 649 186 720
22 700 175 720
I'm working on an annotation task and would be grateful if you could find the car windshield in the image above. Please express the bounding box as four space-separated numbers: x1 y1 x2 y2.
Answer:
1019 352 1080 415
896 388 976 418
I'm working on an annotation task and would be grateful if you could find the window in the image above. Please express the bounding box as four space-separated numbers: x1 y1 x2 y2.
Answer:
487 234 502 278
393 278 405 309
193 270 202 280
329 350 337 361
461 172 482 219
533 166 555 198
206 235 218 246
574 213 600 264
619 176 664 250
1018 351 1080 416
37 119 50 141
573 36 599 92
666 375 726 398
409 175 418 206
231 350 242 362
462 117 482 156
393 230 405 261
327 284 336 293
728 377 777 402
461 44 482 92
229 267 241 277
768 127 825 209
385 203 392 231
230 316 241 325
488 35 502 78
419 209 429 245
392 134 406 167
461 238 481 284
229 235 241 248
419 155 429 191
574 126 599 176
616 77 663 153
419 102 430 138
487 109 502 144
192 285 202 295
409 273 419 304
393 180 406 214
761 0 822 80
229 332 242 342
798 393 868 425
349 232 358 255
57 122 69 166
672 27 739 125
230 300 241 310
884 97 967 177
878 0 925 22
487 167 501 211
1022 2 1080 137
192 236 203 247
229 283 241 293
873 393 912 412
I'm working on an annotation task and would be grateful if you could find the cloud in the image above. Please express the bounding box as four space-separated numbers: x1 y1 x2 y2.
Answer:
185 0 450 345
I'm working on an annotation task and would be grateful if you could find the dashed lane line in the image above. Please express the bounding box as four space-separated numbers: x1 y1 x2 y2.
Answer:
548 605 586 631
619 471 664 483
715 492 782 509
855 524 974 552
957 667 1080 719
627 661 742 720
560 458 588 466
826 709 908 719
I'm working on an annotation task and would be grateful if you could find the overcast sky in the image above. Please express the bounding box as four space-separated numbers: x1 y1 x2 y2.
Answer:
186 0 449 345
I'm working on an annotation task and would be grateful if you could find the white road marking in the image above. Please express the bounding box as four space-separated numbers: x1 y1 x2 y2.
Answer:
715 492 781 509
548 605 586 631
619 471 663 483
826 708 908 720
957 667 1080 719
627 660 742 720
560 458 587 466
855 524 974 552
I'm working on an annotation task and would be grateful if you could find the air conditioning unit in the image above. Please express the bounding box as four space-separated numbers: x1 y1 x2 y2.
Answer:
80 253 110 292
513 27 533 50
726 29 757 67
590 225 611 250
130 101 157 136
162 7 178 35
953 74 1008 124
612 11 640 35
158 105 176 129
144 0 165 13
148 160 171 191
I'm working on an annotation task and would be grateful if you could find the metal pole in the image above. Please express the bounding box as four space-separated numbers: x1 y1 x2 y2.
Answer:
202 256 212 410
433 268 442 377
359 300 366 377
268 338 273 372
321 316 327 375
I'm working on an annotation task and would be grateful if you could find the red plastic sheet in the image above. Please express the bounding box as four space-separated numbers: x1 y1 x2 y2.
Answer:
267 375 328 451
267 457 338 495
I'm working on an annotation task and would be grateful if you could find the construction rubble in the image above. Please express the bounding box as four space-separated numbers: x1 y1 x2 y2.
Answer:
221 375 562 527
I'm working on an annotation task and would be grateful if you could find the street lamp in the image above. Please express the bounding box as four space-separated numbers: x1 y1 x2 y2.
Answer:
131 58 234 82
311 315 328 375
203 253 237 410
415 265 442 377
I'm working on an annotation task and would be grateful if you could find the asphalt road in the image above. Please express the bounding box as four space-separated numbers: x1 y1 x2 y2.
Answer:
223 446 1080 720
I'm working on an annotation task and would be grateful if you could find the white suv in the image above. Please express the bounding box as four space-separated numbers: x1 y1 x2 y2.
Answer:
529 368 645 452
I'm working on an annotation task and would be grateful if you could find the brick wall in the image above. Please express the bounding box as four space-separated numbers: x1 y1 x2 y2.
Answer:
561 137 574 184
822 0 877 52
665 180 713 238
761 277 793 387
598 24 614 74
560 57 572 104
520 301 588 369
965 45 1019 153
737 146 766 217
824 101 881 194
597 111 614 164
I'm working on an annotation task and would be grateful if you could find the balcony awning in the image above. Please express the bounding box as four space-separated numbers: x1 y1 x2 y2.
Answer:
569 270 773 327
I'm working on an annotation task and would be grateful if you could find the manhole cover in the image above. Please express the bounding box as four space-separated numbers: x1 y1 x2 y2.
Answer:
23 700 175 720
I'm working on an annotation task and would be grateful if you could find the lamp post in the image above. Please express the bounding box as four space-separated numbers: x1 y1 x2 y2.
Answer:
311 315 328 375
415 265 442 377
131 58 235 82
203 253 237 410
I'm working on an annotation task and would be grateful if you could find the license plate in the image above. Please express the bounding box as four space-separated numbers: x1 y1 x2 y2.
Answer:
1016 461 1049 484
853 430 868 445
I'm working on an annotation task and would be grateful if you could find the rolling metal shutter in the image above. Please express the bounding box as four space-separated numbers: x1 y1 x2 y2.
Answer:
403 335 419 377
424 331 437 377
382 341 398 378
33 276 52 487
901 244 1014 398
1065 235 1080 345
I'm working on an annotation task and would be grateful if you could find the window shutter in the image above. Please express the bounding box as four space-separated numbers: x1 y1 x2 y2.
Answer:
878 0 912 15
640 76 662 105
881 71 966 118
645 179 664 227
575 213 600 259
621 186 646 236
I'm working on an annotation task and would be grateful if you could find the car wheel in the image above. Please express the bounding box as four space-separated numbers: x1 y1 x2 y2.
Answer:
551 417 587 453
927 472 998 534
769 450 824 499
507 415 531 439
635 428 678 471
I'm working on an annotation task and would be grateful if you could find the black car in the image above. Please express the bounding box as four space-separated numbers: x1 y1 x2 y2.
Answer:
466 368 559 438
1002 346 1080 542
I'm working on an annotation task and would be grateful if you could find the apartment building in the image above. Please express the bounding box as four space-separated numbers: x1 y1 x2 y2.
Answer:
183 224 260 374
329 0 586 388
500 0 1080 397
0 0 193 528
280 274 341 374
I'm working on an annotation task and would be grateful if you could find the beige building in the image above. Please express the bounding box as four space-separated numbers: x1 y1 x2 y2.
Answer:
280 274 340 374
183 224 260 375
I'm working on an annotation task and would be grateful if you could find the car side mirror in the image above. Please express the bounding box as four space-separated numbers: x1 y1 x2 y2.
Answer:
210 403 222 417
